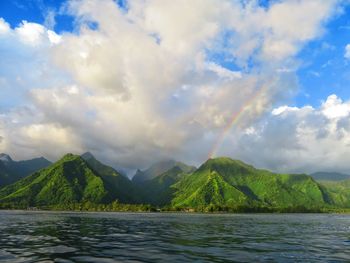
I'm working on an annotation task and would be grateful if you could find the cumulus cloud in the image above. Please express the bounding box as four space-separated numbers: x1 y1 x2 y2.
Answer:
0 18 67 113
0 18 10 34
0 0 346 171
15 21 47 45
226 95 350 174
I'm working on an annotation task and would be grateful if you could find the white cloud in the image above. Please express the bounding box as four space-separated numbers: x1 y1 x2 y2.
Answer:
47 30 62 44
0 18 10 34
261 0 338 61
345 44 350 59
15 21 46 45
322 94 350 119
225 95 350 174
0 0 346 170
271 105 300 115
206 62 242 80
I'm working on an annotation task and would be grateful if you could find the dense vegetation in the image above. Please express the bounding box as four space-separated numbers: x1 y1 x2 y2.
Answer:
1 153 350 213
171 158 329 209
0 200 154 212
138 165 192 206
0 154 51 187
318 179 350 207
81 152 137 203
0 154 110 206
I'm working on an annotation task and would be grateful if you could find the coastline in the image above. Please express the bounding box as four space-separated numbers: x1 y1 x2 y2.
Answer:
1 206 350 214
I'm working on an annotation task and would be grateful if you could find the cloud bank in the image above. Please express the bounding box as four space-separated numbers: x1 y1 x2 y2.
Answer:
0 0 347 173
231 95 350 174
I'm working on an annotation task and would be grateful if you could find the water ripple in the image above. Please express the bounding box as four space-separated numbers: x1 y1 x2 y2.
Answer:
0 212 350 262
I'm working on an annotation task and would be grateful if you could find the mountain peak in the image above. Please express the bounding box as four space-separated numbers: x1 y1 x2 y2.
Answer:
203 156 239 165
199 157 255 173
0 153 111 206
132 159 179 183
60 153 81 162
0 153 13 163
81 152 95 160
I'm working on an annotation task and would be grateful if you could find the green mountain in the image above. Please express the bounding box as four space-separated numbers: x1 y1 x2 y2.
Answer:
132 159 196 183
2 153 350 212
310 172 350 181
0 154 116 207
0 161 12 187
0 154 51 188
171 157 329 210
81 152 137 203
319 179 350 207
139 165 193 206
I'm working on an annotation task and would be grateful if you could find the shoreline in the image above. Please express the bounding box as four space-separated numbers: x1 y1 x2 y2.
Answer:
1 207 350 214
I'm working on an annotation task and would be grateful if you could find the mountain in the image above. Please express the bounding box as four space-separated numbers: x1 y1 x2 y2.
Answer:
0 154 119 207
132 159 196 183
319 179 350 207
0 153 12 163
0 161 12 187
81 152 136 202
171 157 329 209
0 154 51 187
2 153 350 212
9 157 52 177
139 165 193 206
310 172 350 181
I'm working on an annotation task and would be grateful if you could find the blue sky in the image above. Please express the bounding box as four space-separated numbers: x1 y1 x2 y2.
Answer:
296 4 350 107
0 0 70 32
1 0 350 173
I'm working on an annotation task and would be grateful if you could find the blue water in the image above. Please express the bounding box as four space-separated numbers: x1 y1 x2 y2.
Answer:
0 211 350 262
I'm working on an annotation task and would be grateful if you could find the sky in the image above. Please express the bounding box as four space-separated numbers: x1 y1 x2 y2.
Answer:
0 0 350 174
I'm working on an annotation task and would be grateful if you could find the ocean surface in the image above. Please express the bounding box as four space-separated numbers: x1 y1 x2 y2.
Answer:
0 211 350 262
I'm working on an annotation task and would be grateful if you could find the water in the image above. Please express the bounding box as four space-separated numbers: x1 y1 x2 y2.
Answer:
0 211 350 262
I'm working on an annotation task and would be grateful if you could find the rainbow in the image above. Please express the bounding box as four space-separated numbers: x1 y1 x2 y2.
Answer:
208 87 266 159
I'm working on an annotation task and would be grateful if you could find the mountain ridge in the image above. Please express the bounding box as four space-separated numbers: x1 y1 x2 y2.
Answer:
132 159 196 183
0 154 51 187
81 152 137 203
0 154 113 207
310 171 350 181
1 153 350 212
171 157 329 209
